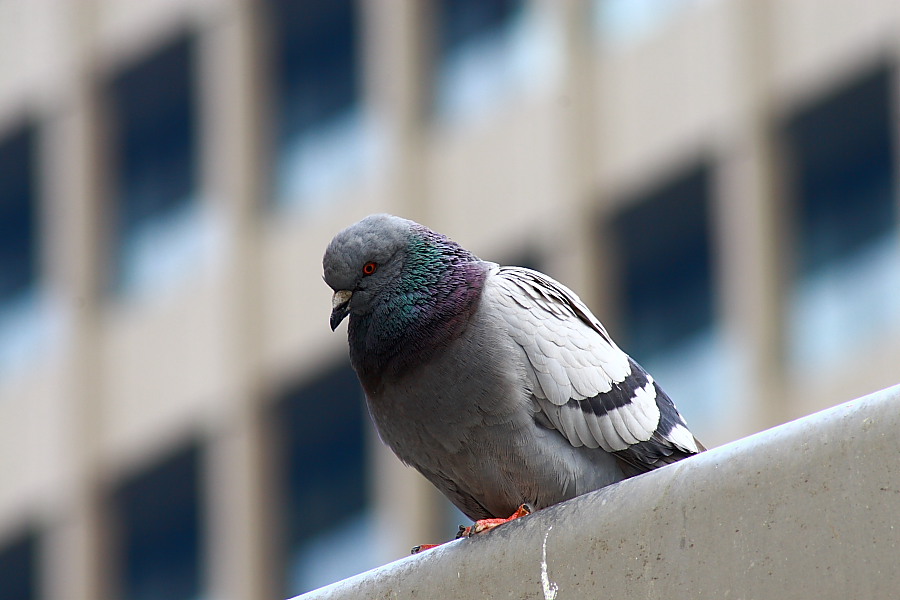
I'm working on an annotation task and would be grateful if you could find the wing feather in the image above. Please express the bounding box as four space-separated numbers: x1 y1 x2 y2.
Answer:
485 265 701 473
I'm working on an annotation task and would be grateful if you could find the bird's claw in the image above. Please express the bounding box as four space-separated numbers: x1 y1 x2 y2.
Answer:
461 503 534 537
411 504 534 553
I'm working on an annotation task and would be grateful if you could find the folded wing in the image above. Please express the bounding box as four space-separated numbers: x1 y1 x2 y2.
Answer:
486 266 702 474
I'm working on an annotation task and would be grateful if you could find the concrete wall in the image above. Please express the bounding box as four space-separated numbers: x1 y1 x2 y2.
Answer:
294 384 900 600
1 1 900 597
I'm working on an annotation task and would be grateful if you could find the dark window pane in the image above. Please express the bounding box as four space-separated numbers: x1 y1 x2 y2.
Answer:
269 0 359 142
0 125 37 302
109 36 200 294
787 66 895 274
274 361 372 595
268 0 368 204
784 65 900 367
611 166 714 355
114 444 202 600
433 0 533 121
0 531 38 600
437 0 523 57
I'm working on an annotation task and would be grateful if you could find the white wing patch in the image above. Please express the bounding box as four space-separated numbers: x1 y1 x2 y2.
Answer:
488 267 631 403
485 266 669 455
629 377 663 436
665 423 699 454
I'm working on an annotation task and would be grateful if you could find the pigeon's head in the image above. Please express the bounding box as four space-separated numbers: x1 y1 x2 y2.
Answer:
323 214 416 331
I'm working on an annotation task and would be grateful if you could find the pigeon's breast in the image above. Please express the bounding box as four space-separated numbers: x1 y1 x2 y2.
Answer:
364 297 535 487
367 300 529 450
365 295 625 519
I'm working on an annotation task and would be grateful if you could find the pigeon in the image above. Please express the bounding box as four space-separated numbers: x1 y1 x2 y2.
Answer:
323 214 704 543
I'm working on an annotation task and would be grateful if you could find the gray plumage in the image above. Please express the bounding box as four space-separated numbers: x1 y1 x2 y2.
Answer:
323 214 703 522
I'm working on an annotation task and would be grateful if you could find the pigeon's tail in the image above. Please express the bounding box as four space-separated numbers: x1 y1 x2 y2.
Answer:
612 432 705 478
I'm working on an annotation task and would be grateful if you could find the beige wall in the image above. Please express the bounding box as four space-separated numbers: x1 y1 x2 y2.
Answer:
0 0 898 598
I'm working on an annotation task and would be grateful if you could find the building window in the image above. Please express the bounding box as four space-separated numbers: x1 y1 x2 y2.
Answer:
109 35 213 297
268 0 375 209
593 0 719 49
433 0 557 124
114 444 203 600
0 530 38 600
609 165 731 432
274 361 375 596
0 126 36 306
784 65 900 370
0 123 51 375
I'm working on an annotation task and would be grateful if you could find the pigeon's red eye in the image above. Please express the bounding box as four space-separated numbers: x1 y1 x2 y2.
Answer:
362 261 377 276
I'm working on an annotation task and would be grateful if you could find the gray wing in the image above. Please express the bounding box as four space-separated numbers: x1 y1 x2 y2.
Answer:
485 266 702 475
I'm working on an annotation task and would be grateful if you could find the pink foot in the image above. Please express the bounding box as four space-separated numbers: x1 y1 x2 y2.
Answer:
410 504 534 554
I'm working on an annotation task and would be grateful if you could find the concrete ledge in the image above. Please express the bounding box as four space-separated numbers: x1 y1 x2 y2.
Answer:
293 384 900 599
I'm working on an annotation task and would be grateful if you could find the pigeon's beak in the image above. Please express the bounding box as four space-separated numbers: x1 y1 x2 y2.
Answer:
330 290 352 331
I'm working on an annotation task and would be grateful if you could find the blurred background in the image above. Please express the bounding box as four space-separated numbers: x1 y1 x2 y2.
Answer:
0 0 899 598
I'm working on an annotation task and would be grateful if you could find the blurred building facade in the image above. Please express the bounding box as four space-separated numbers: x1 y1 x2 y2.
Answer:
0 0 898 598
